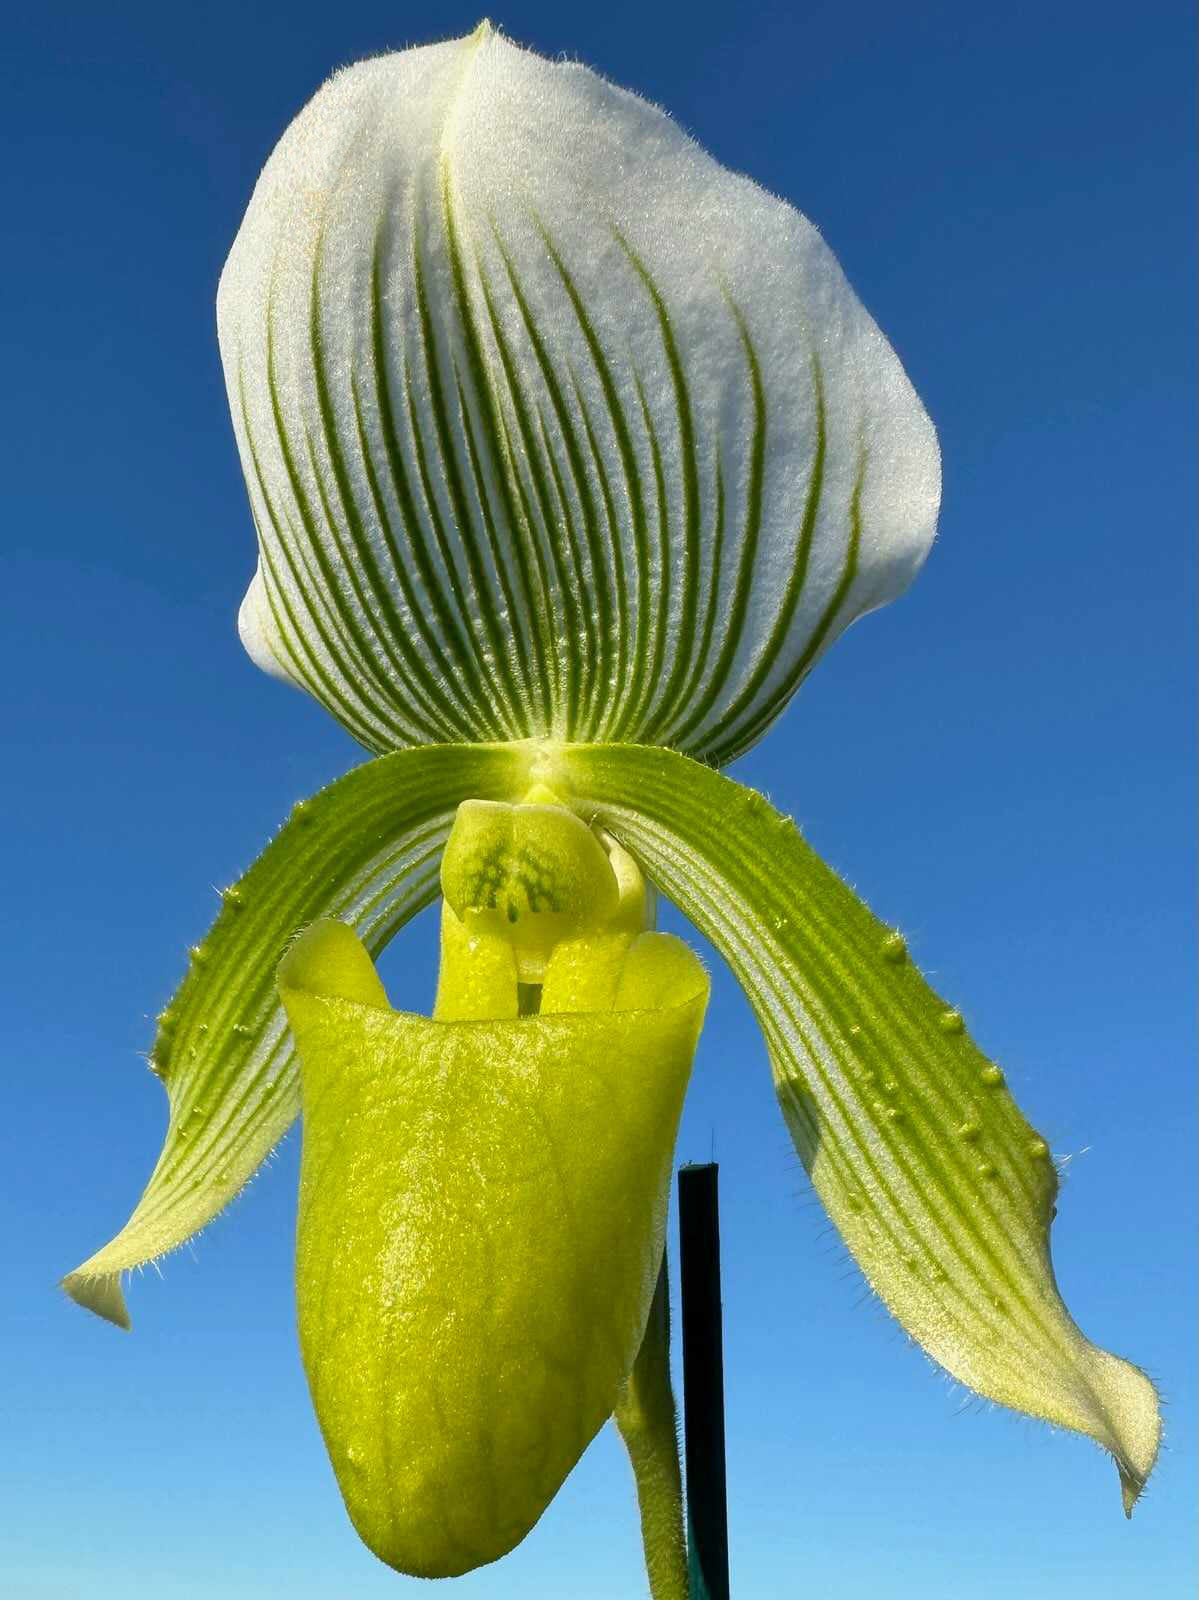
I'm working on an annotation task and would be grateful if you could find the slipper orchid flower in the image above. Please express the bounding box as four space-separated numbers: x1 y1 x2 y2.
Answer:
64 20 1160 1588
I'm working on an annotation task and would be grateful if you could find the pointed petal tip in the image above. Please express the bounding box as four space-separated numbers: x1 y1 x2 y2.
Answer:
1065 1337 1161 1518
1120 1472 1140 1520
61 1269 131 1331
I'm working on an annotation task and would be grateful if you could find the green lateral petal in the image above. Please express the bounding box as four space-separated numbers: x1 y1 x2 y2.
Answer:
62 741 531 1329
218 24 939 760
278 919 708 1578
561 743 1161 1514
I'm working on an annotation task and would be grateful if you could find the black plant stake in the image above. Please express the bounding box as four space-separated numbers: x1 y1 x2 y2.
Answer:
679 1163 730 1600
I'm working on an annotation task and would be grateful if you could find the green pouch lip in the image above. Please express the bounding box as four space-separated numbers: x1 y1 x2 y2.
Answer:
278 916 709 1579
291 995 706 1032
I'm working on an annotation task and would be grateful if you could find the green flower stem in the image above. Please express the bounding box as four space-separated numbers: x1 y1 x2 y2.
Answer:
614 1259 689 1600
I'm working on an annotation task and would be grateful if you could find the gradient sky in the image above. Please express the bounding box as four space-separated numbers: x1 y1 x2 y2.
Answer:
3 2 1194 1596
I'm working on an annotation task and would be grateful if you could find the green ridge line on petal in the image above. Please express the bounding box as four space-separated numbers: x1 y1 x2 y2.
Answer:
264 307 412 748
404 242 500 730
238 371 357 720
535 222 652 743
533 396 598 734
675 345 824 755
149 844 447 1211
608 781 1073 1363
466 215 562 728
568 753 1093 1378
138 855 446 1240
400 325 505 741
678 455 727 733
707 432 865 768
409 235 517 739
154 866 446 1231
651 849 1029 1385
568 363 631 739
490 227 617 739
160 810 444 1077
727 875 1059 1366
131 828 449 1224
450 367 538 726
625 820 1028 1371
474 260 584 733
472 259 583 735
237 365 385 749
299 417 437 743
437 183 536 732
614 233 703 738
368 225 488 737
423 235 530 739
664 299 767 753
66 744 530 1296
307 236 454 744
306 226 444 744
439 179 545 730
162 819 447 1101
627 370 672 742
489 393 565 725
348 373 477 742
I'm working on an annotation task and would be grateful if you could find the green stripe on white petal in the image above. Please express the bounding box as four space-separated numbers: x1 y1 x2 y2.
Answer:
561 744 1161 1514
218 24 940 762
62 742 531 1329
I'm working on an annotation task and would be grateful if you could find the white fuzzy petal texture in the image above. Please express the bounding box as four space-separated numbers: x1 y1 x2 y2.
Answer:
218 24 940 760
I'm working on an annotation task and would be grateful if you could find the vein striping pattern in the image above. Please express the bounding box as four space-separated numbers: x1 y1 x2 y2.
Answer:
562 742 1161 1515
62 743 532 1328
218 26 940 761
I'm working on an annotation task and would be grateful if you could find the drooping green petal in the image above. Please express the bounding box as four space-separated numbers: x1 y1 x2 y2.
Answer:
277 918 709 1577
62 741 531 1329
561 743 1161 1513
218 24 939 761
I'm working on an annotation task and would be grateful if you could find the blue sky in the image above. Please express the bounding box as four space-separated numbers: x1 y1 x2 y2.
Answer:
2 2 1194 1596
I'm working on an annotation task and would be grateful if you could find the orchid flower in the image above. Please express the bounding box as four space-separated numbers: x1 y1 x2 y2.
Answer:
64 20 1160 1591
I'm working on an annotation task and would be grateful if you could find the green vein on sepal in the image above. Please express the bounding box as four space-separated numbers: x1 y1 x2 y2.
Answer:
708 436 862 768
535 222 652 743
613 232 702 739
488 223 616 738
408 238 513 739
472 252 582 734
367 222 485 739
264 305 408 748
662 298 768 754
307 232 453 745
439 172 543 728
670 340 822 756
629 370 672 741
568 362 631 730
347 372 470 742
534 396 595 721
561 742 1161 1514
237 364 381 747
62 742 533 1330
